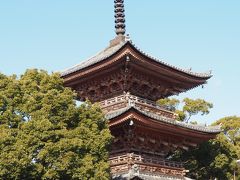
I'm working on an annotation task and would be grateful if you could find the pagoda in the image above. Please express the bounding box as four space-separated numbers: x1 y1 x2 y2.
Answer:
61 0 221 179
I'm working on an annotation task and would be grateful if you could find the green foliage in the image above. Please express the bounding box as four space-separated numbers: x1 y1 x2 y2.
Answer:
183 98 213 123
157 98 180 111
157 97 213 123
214 116 240 175
158 97 240 179
0 69 112 180
214 116 240 147
172 116 240 179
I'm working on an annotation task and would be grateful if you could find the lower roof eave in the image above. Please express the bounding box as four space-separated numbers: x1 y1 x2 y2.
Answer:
106 107 222 136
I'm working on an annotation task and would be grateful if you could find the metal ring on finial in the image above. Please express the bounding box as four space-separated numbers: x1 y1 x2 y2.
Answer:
114 0 126 36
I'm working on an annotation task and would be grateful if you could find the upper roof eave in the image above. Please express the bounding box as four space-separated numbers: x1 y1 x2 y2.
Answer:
60 39 212 80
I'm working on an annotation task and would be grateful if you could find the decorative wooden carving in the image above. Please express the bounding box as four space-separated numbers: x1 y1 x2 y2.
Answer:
109 153 186 177
110 124 190 158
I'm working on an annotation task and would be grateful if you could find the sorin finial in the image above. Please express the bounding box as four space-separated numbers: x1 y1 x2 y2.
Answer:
114 0 126 36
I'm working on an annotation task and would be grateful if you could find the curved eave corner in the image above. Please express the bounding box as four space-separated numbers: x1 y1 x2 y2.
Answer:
127 41 213 80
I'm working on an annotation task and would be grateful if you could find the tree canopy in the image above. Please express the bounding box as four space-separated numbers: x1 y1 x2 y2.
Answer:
0 70 112 180
158 97 240 179
157 97 213 123
174 129 239 179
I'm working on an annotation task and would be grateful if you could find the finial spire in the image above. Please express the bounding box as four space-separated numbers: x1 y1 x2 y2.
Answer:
114 0 126 36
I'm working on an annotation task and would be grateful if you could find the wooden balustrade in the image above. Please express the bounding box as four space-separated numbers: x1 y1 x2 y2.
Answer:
110 153 186 177
109 153 183 169
100 93 177 119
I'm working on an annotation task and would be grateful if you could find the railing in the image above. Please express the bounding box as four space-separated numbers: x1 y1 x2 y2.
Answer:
100 94 126 107
100 93 177 119
109 153 183 169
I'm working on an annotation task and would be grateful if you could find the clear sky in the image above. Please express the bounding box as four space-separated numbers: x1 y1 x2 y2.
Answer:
0 0 239 124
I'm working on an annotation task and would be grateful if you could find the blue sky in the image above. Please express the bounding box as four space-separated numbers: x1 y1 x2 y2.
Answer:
0 0 239 124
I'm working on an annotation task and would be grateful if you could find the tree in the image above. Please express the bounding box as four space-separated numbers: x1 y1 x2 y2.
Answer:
0 69 112 180
214 116 240 179
157 97 213 123
157 98 180 111
183 98 213 123
214 116 240 147
158 97 240 179
172 116 240 180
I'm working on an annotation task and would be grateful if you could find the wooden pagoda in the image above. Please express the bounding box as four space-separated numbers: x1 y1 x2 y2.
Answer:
61 0 221 179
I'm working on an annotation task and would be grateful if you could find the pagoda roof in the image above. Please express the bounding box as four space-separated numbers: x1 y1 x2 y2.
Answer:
105 104 221 134
61 36 213 101
61 37 212 79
